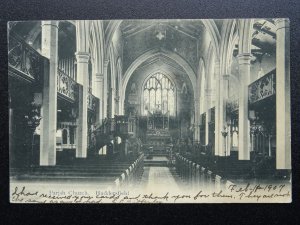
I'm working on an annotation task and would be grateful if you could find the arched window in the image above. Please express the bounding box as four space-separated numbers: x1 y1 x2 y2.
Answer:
143 72 175 116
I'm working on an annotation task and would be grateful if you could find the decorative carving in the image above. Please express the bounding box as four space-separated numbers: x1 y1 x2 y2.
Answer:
248 70 276 104
8 32 43 81
24 102 42 131
155 23 166 40
147 129 170 137
87 92 97 111
57 69 78 101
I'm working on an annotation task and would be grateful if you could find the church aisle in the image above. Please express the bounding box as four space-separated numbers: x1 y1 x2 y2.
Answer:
139 167 182 193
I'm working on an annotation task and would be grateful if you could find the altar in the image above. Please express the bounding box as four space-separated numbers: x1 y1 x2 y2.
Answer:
144 109 172 152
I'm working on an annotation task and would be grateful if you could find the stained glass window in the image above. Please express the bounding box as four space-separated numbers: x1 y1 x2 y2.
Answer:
143 73 175 116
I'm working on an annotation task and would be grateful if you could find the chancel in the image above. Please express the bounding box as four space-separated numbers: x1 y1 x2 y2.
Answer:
8 19 291 202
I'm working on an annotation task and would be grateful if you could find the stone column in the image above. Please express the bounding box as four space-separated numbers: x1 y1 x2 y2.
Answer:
95 73 104 124
115 95 120 116
75 52 90 158
103 60 109 119
237 53 252 160
194 100 200 142
205 88 212 145
217 75 227 157
111 87 116 118
214 61 220 156
40 21 58 166
214 69 228 157
275 19 291 169
223 75 230 156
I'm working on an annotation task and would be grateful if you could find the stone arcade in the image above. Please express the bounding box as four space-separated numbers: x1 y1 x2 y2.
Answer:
8 19 291 202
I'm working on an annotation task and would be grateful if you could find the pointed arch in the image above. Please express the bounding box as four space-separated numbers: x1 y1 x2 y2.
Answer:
105 20 122 60
220 19 235 76
205 42 214 91
76 20 90 53
105 20 221 61
120 48 196 115
90 20 105 75
238 19 254 54
201 19 221 58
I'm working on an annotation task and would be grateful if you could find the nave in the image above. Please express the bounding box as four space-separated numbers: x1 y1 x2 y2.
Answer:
8 19 291 202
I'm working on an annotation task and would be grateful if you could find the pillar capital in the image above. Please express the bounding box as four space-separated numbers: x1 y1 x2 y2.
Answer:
75 52 90 63
237 53 252 65
274 18 290 30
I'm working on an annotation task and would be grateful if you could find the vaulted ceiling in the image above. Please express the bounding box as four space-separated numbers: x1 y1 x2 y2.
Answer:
120 19 207 74
9 19 277 72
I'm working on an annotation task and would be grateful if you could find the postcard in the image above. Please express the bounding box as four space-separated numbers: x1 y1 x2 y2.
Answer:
8 19 291 203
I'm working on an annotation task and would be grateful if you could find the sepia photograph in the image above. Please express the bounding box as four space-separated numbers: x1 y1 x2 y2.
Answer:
8 19 291 203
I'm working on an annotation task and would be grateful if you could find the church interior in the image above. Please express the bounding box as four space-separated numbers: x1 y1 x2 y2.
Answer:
8 19 291 193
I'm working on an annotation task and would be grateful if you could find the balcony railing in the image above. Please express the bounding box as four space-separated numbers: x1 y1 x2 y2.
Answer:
248 70 276 105
57 69 78 102
8 31 45 83
94 116 136 137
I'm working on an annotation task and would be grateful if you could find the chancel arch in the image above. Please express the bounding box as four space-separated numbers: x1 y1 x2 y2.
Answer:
120 48 197 114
